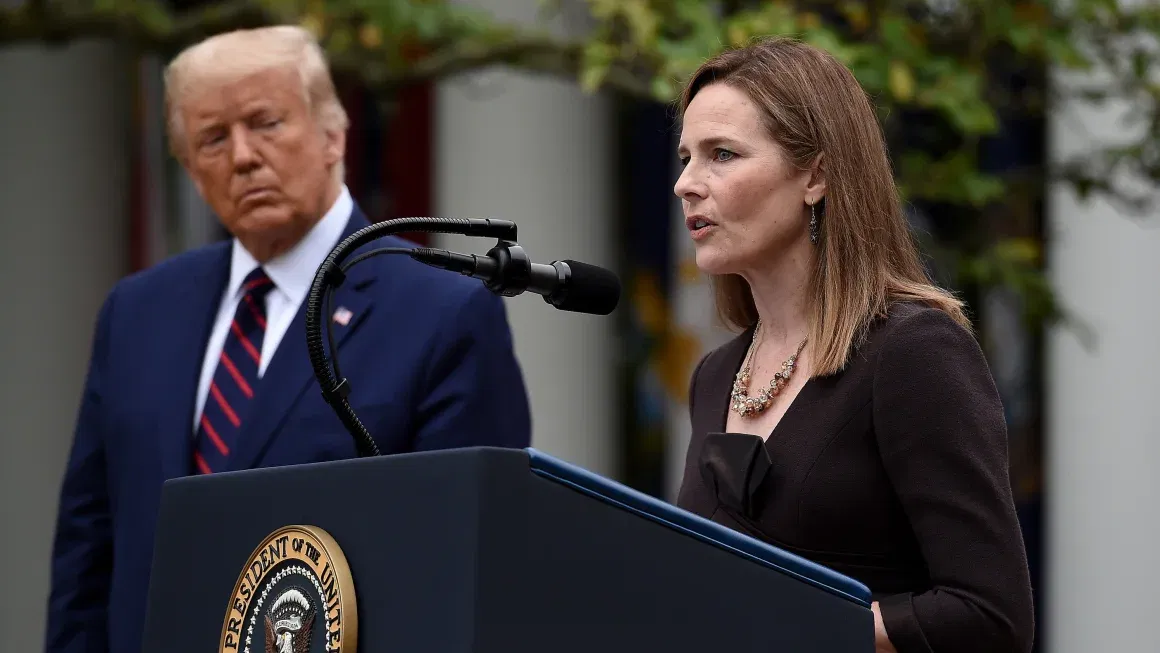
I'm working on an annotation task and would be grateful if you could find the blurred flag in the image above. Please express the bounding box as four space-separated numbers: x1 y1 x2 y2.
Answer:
620 101 677 497
620 101 732 499
128 54 174 270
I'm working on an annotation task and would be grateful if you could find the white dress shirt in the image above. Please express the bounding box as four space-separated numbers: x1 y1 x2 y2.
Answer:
192 185 353 431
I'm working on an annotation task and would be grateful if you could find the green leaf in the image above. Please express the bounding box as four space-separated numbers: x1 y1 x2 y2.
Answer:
579 40 615 93
888 60 914 102
651 75 677 101
898 151 1006 206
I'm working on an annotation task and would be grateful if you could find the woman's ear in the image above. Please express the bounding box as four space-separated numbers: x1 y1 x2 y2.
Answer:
804 153 826 203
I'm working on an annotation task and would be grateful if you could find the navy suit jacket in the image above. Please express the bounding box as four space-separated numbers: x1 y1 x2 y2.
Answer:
45 208 532 653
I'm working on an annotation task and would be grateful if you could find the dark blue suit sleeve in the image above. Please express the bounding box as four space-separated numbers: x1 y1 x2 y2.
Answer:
46 292 115 653
412 286 531 450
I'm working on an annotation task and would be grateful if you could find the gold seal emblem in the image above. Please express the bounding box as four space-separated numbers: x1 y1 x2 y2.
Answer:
219 525 357 653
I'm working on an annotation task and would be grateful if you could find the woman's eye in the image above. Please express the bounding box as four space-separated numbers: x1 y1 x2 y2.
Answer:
679 156 690 167
714 148 735 162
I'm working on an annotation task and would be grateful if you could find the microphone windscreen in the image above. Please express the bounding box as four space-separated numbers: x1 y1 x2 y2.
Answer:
555 260 621 315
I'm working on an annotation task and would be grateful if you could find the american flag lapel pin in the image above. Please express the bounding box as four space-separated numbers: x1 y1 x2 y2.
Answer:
332 306 353 326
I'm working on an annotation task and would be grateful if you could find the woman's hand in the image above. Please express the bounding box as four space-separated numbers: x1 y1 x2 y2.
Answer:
871 602 898 653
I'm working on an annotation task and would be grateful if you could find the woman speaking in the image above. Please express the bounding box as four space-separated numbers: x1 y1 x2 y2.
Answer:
673 37 1034 653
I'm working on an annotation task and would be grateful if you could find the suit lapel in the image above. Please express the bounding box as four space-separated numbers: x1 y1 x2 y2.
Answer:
226 209 377 471
156 244 232 480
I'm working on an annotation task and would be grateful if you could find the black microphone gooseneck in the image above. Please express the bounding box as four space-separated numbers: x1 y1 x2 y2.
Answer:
305 217 518 458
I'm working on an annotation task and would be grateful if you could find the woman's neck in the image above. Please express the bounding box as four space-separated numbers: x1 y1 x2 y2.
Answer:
740 250 811 347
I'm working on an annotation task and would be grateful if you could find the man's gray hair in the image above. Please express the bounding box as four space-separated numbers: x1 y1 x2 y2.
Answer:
164 25 349 180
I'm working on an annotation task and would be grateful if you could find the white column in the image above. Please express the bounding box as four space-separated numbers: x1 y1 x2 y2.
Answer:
433 0 618 476
0 41 131 650
1045 16 1160 652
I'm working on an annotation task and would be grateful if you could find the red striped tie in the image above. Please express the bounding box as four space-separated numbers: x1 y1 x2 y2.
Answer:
193 268 274 474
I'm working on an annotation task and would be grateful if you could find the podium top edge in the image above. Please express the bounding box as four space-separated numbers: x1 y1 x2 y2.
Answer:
525 448 873 607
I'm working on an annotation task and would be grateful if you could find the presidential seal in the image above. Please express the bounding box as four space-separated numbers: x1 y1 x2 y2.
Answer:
219 525 357 653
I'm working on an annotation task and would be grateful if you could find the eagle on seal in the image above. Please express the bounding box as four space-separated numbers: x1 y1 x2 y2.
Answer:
263 588 316 653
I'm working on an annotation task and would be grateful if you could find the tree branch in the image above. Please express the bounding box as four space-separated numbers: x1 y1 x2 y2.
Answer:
370 35 655 98
0 0 280 53
2 0 1157 222
0 0 656 99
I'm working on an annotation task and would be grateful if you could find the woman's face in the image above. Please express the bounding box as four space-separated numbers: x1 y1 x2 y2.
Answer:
675 83 822 277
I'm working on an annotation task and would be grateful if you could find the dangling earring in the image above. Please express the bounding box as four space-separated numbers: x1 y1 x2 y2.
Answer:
809 202 820 244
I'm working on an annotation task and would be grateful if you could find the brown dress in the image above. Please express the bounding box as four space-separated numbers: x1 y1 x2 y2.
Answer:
676 302 1034 653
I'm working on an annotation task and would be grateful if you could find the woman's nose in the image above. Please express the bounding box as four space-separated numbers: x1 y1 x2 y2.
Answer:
674 164 706 200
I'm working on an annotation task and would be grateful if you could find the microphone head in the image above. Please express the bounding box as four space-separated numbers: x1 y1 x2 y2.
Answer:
549 260 621 315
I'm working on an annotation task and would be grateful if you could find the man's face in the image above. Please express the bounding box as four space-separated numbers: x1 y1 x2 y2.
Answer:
179 66 345 261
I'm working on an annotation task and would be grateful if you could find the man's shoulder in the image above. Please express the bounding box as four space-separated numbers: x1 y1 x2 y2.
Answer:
358 236 503 315
109 240 230 301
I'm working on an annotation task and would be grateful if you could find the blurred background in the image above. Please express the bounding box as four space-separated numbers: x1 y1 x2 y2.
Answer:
0 0 1157 651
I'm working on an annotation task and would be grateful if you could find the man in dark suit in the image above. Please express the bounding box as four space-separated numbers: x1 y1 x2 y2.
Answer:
45 25 531 653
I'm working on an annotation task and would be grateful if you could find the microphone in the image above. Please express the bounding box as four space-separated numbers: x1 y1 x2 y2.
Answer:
306 215 619 459
408 244 620 316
